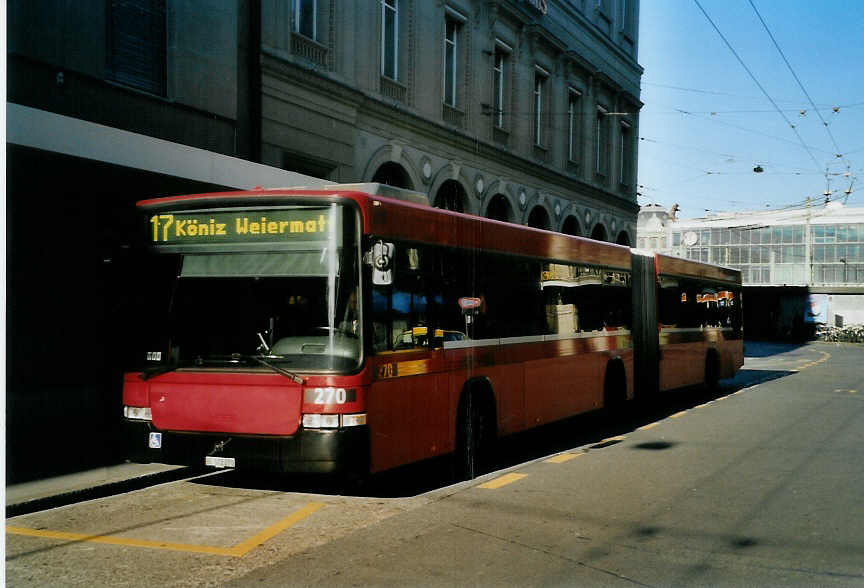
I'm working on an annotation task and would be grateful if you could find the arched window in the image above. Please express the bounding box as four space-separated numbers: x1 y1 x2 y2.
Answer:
616 231 631 246
561 215 581 236
590 223 608 242
485 194 512 222
434 180 466 212
372 162 413 189
527 206 550 230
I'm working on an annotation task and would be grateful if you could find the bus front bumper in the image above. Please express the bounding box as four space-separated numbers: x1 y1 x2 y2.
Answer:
125 421 370 475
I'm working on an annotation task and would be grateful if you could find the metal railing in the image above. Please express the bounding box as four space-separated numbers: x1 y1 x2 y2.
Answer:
380 76 407 103
443 103 464 128
291 33 328 68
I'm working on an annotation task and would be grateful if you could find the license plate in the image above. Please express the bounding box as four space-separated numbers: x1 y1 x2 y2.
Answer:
205 456 236 468
149 432 162 449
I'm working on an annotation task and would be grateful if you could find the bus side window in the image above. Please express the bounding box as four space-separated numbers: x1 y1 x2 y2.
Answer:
429 246 473 343
477 253 545 339
545 287 579 335
373 244 460 352
657 276 680 327
371 288 391 352
541 264 630 334
372 245 424 352
677 283 698 329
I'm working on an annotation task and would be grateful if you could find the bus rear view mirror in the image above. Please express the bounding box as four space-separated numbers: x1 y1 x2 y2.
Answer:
371 241 394 285
458 297 482 313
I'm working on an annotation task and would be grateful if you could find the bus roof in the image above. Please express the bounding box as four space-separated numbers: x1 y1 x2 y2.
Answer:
654 251 742 285
138 186 633 269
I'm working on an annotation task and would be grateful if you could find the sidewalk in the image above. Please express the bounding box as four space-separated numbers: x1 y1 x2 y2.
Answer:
6 463 187 515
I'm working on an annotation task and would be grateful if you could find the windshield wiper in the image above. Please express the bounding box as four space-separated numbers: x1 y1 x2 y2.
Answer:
250 355 306 384
139 354 305 385
139 364 179 381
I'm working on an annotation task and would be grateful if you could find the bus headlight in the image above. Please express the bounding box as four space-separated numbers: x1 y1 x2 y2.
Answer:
303 414 340 429
124 406 152 421
341 413 367 427
301 413 367 429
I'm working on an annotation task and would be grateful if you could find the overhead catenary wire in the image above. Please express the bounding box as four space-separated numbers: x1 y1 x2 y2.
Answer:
748 0 846 158
639 6 863 217
639 135 833 175
672 108 838 156
747 0 856 194
692 0 825 177
648 106 848 115
643 82 864 111
642 81 834 106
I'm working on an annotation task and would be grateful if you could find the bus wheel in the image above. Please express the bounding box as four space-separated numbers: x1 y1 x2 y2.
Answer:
704 351 720 393
454 389 496 481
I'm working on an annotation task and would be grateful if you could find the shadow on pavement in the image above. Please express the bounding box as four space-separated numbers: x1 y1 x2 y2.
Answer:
724 368 795 388
13 361 802 515
193 363 799 500
743 340 809 358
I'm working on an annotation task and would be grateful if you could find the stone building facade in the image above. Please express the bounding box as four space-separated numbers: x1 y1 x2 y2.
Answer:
259 0 642 242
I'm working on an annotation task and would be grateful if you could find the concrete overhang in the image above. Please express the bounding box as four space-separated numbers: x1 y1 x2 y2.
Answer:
6 103 328 190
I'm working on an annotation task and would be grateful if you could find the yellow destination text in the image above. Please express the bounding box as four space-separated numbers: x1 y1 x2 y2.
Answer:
234 215 327 235
150 213 328 242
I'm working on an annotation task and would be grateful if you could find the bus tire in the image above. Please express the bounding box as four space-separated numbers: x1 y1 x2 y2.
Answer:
454 384 496 481
704 350 720 393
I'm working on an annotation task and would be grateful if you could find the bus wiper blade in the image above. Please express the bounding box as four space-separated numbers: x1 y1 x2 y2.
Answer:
251 355 306 385
139 364 179 381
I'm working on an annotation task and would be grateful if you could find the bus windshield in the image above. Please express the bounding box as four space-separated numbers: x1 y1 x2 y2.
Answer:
160 206 361 373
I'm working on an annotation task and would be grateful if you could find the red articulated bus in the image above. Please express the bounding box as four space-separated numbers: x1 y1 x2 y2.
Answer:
122 183 743 479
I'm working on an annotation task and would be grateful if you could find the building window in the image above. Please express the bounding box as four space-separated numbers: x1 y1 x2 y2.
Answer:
381 0 398 80
568 88 582 162
443 18 460 107
493 47 507 128
596 105 610 177
107 0 166 96
442 7 468 123
293 0 317 40
534 68 549 146
619 120 632 186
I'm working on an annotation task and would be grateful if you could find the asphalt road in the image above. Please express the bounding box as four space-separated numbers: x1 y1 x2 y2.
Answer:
6 342 864 587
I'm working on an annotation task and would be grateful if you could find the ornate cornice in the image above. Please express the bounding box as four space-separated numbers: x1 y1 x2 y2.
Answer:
525 23 567 55
261 53 638 215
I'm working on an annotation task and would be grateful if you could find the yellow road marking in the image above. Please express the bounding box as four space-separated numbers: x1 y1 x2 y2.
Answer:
544 453 584 464
5 526 238 556
601 435 626 443
796 351 831 372
229 502 325 557
638 422 660 431
477 473 527 489
6 502 325 557
669 410 688 419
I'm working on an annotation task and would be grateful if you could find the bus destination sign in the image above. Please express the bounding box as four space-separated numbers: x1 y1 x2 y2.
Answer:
149 208 332 245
